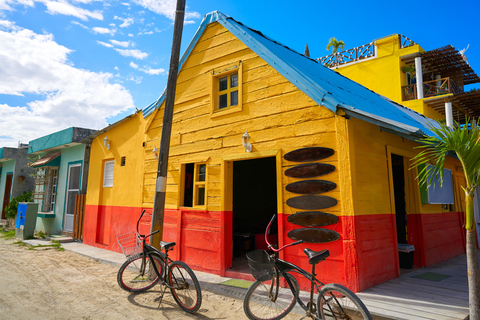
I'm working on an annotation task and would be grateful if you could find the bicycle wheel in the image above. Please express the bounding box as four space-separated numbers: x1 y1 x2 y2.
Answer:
243 272 299 320
168 261 202 313
317 283 372 320
117 252 164 292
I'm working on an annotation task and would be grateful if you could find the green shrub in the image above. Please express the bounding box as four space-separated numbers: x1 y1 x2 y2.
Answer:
5 191 33 220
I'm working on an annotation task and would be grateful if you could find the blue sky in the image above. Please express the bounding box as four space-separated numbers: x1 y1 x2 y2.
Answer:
0 0 479 147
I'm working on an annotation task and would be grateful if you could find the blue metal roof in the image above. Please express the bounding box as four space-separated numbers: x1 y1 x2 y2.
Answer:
143 11 436 138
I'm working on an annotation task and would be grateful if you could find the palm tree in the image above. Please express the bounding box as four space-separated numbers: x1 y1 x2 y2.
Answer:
412 119 480 320
326 37 345 54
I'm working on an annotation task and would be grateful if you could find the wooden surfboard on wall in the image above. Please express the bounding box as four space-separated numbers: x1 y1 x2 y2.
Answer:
284 163 335 178
287 211 339 227
286 180 336 194
288 228 340 243
286 195 337 210
284 147 334 162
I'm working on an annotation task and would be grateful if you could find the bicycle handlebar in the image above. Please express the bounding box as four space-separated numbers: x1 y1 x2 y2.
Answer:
136 210 160 240
265 214 303 252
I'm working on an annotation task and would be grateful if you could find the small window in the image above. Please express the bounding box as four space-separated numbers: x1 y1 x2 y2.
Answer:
182 163 207 207
103 160 115 188
121 157 126 166
33 167 58 213
211 63 243 116
419 164 454 205
406 72 416 86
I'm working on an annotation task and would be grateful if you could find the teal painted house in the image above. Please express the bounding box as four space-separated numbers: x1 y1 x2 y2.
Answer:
0 146 35 220
28 127 96 237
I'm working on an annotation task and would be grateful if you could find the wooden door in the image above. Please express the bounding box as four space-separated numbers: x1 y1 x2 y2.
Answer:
1 173 13 219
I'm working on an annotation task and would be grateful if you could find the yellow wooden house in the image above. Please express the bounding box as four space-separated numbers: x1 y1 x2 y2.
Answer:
83 12 470 292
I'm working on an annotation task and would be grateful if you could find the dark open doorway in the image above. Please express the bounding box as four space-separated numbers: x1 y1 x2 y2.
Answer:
392 154 407 244
230 157 278 274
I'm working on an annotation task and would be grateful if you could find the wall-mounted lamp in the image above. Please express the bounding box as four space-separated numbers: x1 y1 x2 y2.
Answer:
152 146 159 160
103 136 110 149
242 130 252 152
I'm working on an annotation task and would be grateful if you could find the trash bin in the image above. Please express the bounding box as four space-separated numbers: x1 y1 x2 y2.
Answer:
398 243 415 269
15 202 39 240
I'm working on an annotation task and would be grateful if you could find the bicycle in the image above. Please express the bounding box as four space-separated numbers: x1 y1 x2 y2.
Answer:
243 215 372 320
116 210 202 314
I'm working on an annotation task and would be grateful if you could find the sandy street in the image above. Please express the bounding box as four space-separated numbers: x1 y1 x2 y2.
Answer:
0 233 246 320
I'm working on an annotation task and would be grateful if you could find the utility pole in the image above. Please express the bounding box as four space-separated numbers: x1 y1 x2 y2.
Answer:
150 0 185 248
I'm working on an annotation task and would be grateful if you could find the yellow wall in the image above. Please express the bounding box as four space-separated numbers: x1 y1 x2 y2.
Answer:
333 35 444 120
349 117 464 216
85 111 147 207
143 22 343 218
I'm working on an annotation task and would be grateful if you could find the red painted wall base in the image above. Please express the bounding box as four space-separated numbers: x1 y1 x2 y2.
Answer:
83 205 466 292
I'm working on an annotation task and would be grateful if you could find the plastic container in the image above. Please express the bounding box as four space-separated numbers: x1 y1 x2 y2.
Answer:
398 243 415 269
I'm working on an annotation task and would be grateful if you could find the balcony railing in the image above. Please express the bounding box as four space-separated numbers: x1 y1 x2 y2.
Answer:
317 42 375 67
318 35 416 68
402 77 463 101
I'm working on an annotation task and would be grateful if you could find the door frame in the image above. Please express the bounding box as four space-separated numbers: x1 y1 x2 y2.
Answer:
63 161 82 232
220 149 283 276
2 172 13 219
386 146 422 273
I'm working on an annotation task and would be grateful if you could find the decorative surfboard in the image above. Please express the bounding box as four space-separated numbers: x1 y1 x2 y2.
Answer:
284 147 334 162
286 195 337 210
284 163 335 178
288 228 340 243
287 211 339 227
286 180 336 194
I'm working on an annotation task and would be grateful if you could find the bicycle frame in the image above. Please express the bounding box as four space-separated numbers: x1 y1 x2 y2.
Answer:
264 215 325 318
274 255 324 317
134 210 179 290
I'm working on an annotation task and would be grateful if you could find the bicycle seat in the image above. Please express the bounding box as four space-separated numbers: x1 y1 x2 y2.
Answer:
160 241 176 251
304 248 329 265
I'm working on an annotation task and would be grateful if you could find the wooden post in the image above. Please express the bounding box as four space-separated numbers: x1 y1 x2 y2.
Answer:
150 0 186 248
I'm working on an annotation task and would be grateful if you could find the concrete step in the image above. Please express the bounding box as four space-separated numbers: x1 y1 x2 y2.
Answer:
45 235 74 243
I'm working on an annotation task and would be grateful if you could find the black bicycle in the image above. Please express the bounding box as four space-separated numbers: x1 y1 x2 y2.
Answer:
116 210 202 313
243 215 372 320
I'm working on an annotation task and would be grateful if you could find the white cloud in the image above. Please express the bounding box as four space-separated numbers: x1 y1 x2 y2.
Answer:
131 0 199 22
110 39 130 48
71 20 89 29
140 67 165 75
115 48 147 59
0 22 134 147
92 26 115 35
0 0 34 12
97 40 113 48
43 1 103 21
126 75 142 84
115 16 133 28
129 61 138 69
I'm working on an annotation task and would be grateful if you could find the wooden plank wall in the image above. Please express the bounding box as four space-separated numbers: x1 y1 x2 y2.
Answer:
74 194 86 240
143 22 338 211
141 22 340 276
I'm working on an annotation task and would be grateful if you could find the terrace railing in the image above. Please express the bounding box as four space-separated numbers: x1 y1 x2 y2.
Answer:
401 77 463 101
317 42 375 67
318 35 416 67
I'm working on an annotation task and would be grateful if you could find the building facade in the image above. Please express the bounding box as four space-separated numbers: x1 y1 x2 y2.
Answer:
82 12 470 292
28 127 96 237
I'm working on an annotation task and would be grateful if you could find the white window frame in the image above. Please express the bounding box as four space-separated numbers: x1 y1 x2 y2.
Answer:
103 160 115 188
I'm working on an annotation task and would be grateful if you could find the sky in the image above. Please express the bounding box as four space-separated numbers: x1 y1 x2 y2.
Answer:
0 0 479 147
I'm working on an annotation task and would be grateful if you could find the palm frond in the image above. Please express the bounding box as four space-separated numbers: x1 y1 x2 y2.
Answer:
412 118 480 192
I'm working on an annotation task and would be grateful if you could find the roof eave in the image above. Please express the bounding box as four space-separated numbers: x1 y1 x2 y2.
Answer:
338 106 426 141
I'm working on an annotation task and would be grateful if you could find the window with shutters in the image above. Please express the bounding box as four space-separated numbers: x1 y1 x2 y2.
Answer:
103 160 115 188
